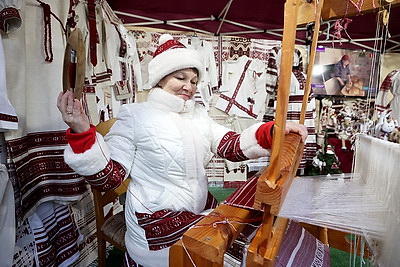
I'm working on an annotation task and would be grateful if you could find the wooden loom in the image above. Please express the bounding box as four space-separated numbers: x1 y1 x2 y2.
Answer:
169 0 400 266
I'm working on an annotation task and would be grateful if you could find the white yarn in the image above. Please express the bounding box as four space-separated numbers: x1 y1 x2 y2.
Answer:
279 134 400 266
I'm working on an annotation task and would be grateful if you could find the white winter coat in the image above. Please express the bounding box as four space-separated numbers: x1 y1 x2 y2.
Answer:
64 88 269 266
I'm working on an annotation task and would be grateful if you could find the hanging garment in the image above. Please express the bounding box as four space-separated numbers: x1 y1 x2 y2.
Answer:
0 164 15 267
0 0 21 131
103 20 142 93
3 1 118 266
0 32 18 131
376 69 400 122
3 0 89 219
216 55 267 119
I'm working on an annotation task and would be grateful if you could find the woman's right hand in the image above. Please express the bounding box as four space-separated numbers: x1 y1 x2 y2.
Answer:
57 91 90 133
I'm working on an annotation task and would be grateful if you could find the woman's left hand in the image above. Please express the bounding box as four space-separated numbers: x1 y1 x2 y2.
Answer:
285 121 308 142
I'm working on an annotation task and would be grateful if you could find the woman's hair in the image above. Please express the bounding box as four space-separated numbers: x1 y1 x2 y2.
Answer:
341 54 350 61
191 68 199 76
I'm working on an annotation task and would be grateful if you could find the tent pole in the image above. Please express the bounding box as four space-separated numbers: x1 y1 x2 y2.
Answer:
216 0 234 35
221 19 306 42
166 23 213 35
114 11 162 22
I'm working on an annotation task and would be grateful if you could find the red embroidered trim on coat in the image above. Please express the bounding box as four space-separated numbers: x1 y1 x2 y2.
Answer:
217 131 248 162
85 160 126 191
135 192 218 250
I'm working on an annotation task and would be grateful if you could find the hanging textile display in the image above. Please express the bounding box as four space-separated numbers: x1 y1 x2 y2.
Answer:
0 164 15 267
1 0 142 266
376 69 400 122
3 1 90 265
28 202 82 267
216 55 267 120
0 0 20 131
3 0 88 219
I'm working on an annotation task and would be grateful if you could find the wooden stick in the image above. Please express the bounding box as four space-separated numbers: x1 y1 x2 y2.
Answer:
268 0 301 184
300 0 324 124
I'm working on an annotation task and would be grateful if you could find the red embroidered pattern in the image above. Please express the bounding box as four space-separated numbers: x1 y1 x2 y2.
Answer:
380 70 398 92
85 160 126 191
136 192 218 250
0 113 18 122
88 0 99 66
293 69 306 91
0 7 21 32
219 60 257 118
217 131 248 162
38 1 53 63
7 131 87 218
31 205 81 266
153 39 186 57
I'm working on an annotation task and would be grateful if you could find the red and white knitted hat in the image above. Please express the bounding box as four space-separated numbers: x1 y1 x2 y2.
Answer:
147 34 203 89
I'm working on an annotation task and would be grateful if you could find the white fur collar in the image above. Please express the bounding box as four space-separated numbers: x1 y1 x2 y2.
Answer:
147 87 195 113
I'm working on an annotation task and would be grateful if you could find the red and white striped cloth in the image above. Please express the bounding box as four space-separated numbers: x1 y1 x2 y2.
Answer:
276 221 330 266
28 202 82 267
376 69 400 122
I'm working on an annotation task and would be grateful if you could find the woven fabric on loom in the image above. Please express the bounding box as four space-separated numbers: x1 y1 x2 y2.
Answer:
276 221 330 266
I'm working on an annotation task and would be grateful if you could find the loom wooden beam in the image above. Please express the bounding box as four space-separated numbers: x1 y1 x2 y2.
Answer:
170 240 221 267
246 134 303 266
327 229 371 256
268 0 300 184
170 204 259 265
297 0 400 26
247 0 310 265
247 216 289 267
254 133 304 213
321 0 400 21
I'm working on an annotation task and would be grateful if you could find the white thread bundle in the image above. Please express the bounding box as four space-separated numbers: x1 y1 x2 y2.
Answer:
278 134 400 266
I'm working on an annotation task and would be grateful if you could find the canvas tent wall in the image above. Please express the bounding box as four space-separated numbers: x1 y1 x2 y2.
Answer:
106 0 400 52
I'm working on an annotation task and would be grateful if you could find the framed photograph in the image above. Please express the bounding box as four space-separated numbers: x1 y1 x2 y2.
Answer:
311 47 378 97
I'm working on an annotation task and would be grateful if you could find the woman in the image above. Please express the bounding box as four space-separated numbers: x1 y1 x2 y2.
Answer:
57 34 307 266
334 54 352 90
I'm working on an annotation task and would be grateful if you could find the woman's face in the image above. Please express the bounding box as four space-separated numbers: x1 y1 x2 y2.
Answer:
158 68 198 101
